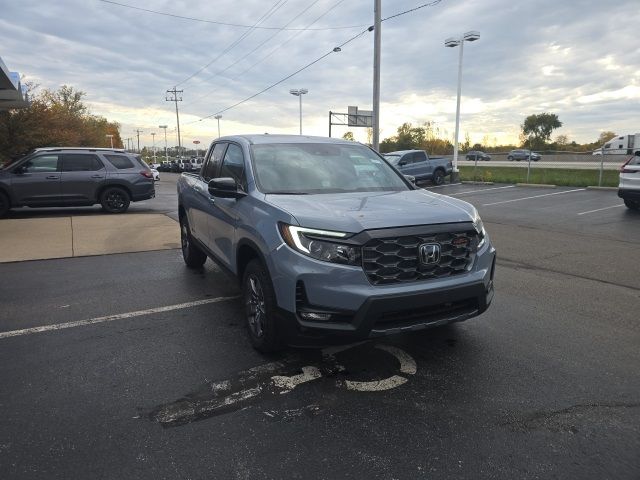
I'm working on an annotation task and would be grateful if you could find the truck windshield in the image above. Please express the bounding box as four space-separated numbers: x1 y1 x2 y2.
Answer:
251 143 409 194
382 154 401 165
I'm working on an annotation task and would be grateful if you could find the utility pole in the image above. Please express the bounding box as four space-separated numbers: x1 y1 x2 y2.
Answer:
214 114 222 138
159 125 168 163
166 87 183 157
135 129 143 153
372 0 381 151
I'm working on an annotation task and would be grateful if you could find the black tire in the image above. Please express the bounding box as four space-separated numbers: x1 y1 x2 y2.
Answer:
624 199 639 210
0 191 9 218
180 215 207 268
432 169 445 186
242 259 282 352
100 187 130 213
507 156 514 161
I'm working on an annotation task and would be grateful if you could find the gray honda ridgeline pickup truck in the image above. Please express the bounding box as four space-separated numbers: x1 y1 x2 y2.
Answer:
177 135 495 352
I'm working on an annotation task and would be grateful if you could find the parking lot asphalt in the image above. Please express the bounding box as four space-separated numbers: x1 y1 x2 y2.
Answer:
1 179 639 479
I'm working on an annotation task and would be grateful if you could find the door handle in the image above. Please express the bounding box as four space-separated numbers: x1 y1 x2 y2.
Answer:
46 175 59 179
91 175 104 178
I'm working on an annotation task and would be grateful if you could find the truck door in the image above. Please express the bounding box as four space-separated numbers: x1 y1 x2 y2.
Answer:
10 154 61 206
411 151 431 180
207 143 247 269
190 143 227 254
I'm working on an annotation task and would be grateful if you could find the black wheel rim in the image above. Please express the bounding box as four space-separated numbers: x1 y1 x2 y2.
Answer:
106 191 125 210
434 172 444 185
245 274 265 338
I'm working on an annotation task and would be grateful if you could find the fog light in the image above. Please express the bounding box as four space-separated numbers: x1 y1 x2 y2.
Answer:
299 311 332 321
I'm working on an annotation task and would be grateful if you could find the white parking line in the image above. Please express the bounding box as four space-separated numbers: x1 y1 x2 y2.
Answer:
0 295 240 339
577 204 625 215
450 185 516 196
483 188 586 206
425 183 462 189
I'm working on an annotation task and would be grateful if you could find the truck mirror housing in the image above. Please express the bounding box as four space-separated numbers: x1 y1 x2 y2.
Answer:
208 177 246 199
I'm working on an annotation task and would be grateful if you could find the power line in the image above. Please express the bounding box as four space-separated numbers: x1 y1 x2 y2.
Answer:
234 0 348 79
182 0 325 108
96 0 366 31
185 0 444 124
175 0 287 87
186 29 370 124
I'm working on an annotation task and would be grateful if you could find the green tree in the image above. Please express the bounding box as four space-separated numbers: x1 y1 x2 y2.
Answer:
521 113 562 149
342 131 354 141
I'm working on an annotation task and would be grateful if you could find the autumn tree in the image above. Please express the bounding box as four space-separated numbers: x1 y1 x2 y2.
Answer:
598 131 616 145
521 113 562 149
0 84 122 163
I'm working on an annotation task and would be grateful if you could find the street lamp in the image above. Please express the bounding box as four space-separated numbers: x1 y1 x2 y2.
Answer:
289 88 308 135
151 132 156 163
106 134 114 149
214 114 222 138
445 30 480 182
159 125 168 163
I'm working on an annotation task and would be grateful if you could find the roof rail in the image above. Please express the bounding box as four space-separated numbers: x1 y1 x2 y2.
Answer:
34 147 127 153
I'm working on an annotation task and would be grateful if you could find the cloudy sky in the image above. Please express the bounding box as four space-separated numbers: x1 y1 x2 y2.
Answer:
1 0 638 148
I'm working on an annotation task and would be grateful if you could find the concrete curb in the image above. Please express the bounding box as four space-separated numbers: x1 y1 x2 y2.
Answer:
516 183 557 188
586 186 618 191
461 181 494 185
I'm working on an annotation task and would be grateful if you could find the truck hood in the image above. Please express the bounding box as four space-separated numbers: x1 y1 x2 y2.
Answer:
264 189 475 233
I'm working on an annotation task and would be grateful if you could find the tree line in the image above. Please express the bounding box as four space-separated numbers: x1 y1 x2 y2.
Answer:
349 113 615 154
0 85 122 164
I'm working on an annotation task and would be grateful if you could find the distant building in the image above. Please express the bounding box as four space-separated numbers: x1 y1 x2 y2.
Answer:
0 57 29 111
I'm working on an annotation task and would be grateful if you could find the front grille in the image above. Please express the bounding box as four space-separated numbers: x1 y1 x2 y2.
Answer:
362 230 478 285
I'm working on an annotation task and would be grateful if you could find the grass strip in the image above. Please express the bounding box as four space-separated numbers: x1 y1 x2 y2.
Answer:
459 166 619 187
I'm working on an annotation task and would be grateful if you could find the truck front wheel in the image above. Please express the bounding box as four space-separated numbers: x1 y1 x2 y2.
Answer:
242 259 282 352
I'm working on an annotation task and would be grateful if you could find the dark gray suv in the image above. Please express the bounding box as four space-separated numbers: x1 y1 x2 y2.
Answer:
0 147 155 217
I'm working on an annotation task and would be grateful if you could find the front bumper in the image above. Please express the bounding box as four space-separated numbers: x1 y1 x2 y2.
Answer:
618 188 640 201
269 238 496 343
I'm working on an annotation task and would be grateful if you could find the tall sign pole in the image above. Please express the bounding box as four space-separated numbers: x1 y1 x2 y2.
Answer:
372 0 381 150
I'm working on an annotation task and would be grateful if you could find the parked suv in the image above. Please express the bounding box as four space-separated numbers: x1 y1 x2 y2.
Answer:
0 147 155 217
507 149 541 161
618 151 640 210
177 135 496 352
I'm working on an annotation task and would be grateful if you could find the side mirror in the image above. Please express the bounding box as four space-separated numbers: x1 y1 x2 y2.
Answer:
398 160 407 166
208 177 246 199
13 165 26 174
404 175 416 185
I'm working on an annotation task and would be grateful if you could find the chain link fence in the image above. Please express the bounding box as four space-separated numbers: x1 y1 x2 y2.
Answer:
453 150 626 187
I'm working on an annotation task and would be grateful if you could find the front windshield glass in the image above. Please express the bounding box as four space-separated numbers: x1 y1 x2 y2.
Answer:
382 154 401 165
251 143 409 194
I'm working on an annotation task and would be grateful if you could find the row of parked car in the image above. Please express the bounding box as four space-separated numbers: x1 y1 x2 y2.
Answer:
155 157 204 173
465 150 542 161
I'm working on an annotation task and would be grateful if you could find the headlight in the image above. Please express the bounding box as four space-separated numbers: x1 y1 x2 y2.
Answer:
471 209 486 248
278 223 361 266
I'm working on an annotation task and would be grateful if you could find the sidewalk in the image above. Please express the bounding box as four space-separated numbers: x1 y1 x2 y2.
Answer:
0 214 180 263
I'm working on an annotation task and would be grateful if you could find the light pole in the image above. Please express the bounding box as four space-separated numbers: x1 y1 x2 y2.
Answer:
159 125 168 163
372 0 381 150
289 88 308 135
151 132 156 163
445 30 480 182
214 114 222 138
106 134 114 149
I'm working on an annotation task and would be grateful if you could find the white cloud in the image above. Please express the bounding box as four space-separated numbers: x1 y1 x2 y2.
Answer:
1 0 639 147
